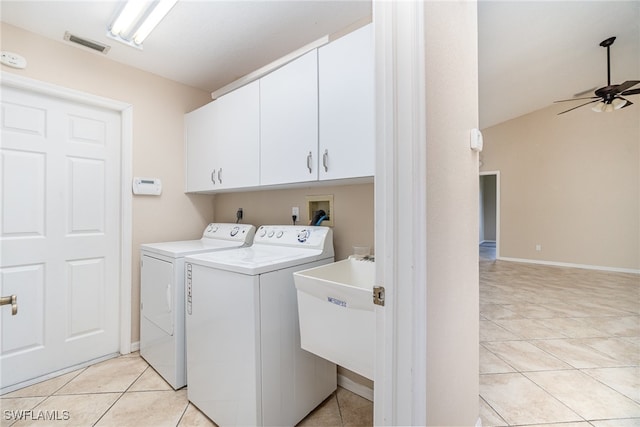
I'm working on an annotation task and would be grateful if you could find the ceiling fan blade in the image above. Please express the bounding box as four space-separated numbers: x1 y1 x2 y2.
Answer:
621 88 640 96
616 80 640 93
573 86 598 97
621 98 634 109
554 96 598 103
557 99 600 115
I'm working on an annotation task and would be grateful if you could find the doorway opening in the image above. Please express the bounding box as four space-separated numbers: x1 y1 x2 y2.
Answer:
479 171 500 261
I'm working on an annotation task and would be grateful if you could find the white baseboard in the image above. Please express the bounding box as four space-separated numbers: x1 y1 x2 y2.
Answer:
497 256 640 275
337 374 374 402
130 341 140 353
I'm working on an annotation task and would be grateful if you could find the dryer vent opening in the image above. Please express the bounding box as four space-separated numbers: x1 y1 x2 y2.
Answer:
64 32 110 54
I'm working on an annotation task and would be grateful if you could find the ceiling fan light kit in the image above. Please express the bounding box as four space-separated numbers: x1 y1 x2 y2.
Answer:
591 98 627 113
554 36 639 115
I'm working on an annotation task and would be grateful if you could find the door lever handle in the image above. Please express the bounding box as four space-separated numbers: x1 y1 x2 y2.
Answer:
0 294 17 315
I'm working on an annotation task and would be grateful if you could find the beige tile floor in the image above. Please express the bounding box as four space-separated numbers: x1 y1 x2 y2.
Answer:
0 352 372 427
479 244 640 426
2 247 637 426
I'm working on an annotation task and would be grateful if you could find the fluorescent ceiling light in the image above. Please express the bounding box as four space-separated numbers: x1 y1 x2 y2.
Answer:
108 0 178 49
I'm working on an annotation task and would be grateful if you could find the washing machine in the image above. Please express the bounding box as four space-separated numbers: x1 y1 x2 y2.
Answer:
184 225 337 426
140 223 255 389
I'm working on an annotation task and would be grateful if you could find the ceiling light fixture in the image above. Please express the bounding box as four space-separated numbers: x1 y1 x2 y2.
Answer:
107 0 178 49
591 98 627 113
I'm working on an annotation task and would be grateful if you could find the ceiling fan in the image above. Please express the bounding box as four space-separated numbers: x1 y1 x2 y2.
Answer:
555 36 640 115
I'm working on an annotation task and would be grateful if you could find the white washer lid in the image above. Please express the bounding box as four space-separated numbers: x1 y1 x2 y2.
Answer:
140 223 255 258
141 238 247 258
185 245 332 275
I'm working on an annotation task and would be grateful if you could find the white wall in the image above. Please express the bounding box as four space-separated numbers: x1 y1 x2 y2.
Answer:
425 1 480 425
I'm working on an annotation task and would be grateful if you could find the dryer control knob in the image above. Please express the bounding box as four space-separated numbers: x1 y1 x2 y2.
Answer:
276 231 284 238
268 230 275 238
230 226 239 237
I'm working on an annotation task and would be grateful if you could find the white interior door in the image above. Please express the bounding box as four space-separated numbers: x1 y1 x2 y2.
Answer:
1 85 121 390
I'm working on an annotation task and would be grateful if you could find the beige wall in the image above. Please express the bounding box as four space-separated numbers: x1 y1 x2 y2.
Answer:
213 183 374 261
481 103 640 271
1 23 214 342
425 1 479 424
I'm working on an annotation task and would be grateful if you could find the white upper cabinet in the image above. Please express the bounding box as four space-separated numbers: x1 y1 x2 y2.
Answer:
185 100 217 192
260 50 319 186
185 25 374 193
184 80 260 192
318 24 374 180
214 80 260 190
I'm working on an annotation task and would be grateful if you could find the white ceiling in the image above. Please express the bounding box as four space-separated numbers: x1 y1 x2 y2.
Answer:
479 0 640 128
1 1 639 129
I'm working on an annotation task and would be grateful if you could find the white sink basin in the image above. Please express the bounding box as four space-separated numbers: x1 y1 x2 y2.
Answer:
294 257 375 380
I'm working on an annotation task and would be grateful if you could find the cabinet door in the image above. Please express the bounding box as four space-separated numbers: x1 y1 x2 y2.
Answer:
215 80 260 190
318 24 374 180
185 101 217 192
260 50 319 186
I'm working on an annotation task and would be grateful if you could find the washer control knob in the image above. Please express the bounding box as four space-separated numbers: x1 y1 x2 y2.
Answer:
276 231 284 238
297 229 310 243
259 228 267 237
268 230 275 238
230 226 239 237
206 224 214 232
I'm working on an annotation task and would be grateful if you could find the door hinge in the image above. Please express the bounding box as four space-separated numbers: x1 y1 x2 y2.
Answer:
373 286 385 306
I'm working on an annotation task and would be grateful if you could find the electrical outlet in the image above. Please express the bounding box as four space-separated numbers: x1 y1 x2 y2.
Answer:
292 207 299 217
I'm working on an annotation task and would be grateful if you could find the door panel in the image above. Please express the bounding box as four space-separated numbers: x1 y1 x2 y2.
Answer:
1 149 46 237
141 255 174 335
67 258 105 339
0 264 45 354
67 157 105 234
0 86 121 389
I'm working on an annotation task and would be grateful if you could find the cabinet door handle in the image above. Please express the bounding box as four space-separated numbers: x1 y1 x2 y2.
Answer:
307 152 313 174
218 168 222 184
211 169 216 184
322 149 329 172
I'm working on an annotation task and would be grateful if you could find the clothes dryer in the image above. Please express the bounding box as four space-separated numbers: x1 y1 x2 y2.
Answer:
140 223 255 389
184 225 336 426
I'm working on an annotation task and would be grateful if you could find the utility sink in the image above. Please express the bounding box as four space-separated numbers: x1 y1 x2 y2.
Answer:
294 257 375 380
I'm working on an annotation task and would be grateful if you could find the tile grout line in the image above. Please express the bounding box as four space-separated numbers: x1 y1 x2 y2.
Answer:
91 364 151 426
478 395 508 427
518 370 590 425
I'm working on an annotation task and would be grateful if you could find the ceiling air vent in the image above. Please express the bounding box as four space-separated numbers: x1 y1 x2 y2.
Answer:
64 31 110 54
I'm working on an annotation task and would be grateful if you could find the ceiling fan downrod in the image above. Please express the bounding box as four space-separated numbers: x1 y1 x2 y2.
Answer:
600 36 616 88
